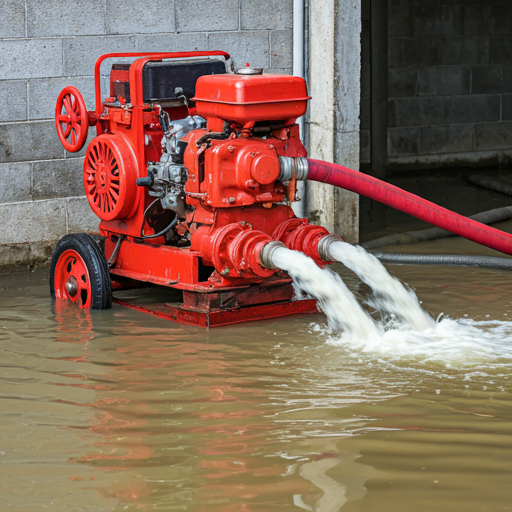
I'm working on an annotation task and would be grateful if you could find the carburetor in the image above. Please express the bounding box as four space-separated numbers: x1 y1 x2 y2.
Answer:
144 114 205 218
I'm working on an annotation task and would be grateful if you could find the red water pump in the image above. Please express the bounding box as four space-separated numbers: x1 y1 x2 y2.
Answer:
50 51 338 326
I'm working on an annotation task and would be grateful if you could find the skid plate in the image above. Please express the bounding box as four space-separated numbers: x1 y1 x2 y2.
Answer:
113 297 319 327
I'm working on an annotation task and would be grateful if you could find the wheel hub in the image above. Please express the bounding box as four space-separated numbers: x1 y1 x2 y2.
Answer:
65 275 78 297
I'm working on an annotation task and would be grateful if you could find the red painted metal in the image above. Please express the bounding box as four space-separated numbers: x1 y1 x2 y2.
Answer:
191 223 275 279
113 297 319 327
193 73 311 124
307 158 512 256
53 249 92 308
55 86 89 152
272 218 332 266
84 134 139 221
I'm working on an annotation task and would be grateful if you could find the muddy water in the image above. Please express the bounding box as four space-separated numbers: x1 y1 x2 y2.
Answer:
1 249 512 511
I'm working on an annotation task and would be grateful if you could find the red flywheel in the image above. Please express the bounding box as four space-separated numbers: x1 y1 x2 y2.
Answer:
83 134 138 221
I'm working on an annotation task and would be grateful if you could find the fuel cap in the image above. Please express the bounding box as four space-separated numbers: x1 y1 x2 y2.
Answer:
235 67 263 75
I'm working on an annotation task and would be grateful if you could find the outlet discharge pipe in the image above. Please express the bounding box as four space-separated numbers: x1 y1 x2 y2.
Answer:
279 157 512 257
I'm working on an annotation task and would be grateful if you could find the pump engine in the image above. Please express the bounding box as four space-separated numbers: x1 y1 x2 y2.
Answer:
50 51 339 326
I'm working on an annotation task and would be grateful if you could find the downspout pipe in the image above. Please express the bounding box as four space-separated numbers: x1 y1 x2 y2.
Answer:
278 157 512 256
292 0 306 218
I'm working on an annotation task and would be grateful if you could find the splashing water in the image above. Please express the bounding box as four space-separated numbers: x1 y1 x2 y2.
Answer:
271 247 382 339
328 241 435 331
272 245 512 369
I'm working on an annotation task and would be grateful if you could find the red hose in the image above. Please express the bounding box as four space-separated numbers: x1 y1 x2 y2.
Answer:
307 158 512 256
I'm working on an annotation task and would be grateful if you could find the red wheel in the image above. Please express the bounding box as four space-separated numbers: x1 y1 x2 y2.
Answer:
55 86 89 152
84 134 138 221
50 234 112 310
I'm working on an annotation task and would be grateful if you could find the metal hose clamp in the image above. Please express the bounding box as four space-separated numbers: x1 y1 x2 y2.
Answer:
260 240 287 269
317 235 343 261
278 157 309 182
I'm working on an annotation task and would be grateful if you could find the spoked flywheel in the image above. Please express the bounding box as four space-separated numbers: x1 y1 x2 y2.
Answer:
83 134 138 221
50 233 112 309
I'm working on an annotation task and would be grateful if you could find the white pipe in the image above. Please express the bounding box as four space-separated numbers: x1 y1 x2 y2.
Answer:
292 0 305 218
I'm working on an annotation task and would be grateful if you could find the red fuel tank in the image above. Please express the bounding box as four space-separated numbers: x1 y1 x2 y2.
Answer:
192 73 310 124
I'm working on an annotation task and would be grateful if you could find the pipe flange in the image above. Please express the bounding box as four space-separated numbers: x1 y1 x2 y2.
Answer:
317 234 343 261
260 240 287 269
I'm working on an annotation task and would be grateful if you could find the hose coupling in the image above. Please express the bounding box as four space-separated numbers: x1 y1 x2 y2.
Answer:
260 240 287 270
278 157 309 182
317 235 344 262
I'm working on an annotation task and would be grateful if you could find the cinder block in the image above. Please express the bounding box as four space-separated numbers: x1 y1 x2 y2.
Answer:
26 0 105 37
0 39 63 80
475 122 512 151
135 32 209 53
65 197 100 234
441 36 490 66
388 68 417 98
471 65 512 95
490 36 512 65
388 126 419 157
0 121 64 163
388 0 413 37
463 4 512 36
63 36 137 77
388 96 448 128
502 93 512 121
0 1 25 38
417 66 470 97
0 163 31 203
266 68 292 75
240 0 292 30
418 123 474 156
176 0 238 32
449 94 500 124
0 81 27 122
29 240 57 269
389 37 441 69
32 158 84 200
208 31 270 69
67 128 96 160
0 200 67 244
106 0 175 35
413 4 463 36
270 30 292 69
28 76 95 120
0 243 31 273
392 34 490 68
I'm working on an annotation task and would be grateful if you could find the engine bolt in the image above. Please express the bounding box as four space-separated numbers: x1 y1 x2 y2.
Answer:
228 145 235 153
228 197 236 204
221 267 230 276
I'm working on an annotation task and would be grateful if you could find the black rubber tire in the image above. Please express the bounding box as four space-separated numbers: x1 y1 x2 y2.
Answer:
50 233 112 309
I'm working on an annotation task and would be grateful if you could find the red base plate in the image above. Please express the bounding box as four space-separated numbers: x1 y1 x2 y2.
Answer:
113 297 319 327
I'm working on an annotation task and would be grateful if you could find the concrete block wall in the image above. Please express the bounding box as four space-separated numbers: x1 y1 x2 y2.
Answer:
388 0 512 171
0 0 293 271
